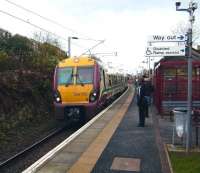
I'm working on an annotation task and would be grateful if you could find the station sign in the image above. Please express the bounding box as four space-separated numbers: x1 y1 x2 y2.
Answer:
145 46 185 57
148 35 186 42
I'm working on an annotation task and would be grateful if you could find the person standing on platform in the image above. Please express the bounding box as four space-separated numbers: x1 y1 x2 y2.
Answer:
136 77 148 127
143 79 154 117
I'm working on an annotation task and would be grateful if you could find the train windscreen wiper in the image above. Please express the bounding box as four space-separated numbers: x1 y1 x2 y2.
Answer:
76 74 84 86
65 74 73 87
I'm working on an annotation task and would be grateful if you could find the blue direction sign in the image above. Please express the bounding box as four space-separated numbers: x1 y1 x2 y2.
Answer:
145 46 185 57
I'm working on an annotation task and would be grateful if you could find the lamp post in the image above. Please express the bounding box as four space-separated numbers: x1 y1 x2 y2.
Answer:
142 60 148 76
68 36 78 58
175 1 198 152
142 58 152 77
148 57 154 79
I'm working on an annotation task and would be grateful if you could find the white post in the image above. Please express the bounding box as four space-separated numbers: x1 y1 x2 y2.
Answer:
68 37 71 58
175 0 198 152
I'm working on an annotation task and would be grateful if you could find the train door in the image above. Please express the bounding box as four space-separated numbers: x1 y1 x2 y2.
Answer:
99 68 106 98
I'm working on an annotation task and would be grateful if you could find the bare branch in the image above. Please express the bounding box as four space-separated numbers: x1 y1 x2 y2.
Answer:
171 21 200 46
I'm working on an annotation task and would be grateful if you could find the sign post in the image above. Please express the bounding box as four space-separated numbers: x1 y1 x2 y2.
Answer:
176 0 198 152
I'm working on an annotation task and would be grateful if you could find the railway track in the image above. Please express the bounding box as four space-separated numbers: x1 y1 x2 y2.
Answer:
0 120 80 173
0 126 66 167
22 87 129 173
0 90 126 173
0 106 110 172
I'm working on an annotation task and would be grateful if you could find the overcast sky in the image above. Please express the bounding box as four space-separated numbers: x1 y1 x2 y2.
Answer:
0 0 199 74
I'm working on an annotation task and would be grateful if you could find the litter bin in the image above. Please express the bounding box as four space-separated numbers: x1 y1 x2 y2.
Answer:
173 107 187 138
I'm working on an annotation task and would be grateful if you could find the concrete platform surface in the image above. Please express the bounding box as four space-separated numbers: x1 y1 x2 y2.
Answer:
91 99 164 173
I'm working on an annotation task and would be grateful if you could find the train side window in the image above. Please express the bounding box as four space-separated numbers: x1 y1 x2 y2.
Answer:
104 73 110 88
109 75 112 86
114 76 116 85
100 68 102 81
110 75 113 86
100 68 106 89
103 70 106 89
112 76 114 85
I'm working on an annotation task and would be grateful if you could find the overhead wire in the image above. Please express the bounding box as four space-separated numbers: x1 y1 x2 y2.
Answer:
1 1 106 54
3 0 99 41
0 9 100 52
0 9 87 49
74 37 104 42
70 42 86 49
0 9 69 42
79 40 106 56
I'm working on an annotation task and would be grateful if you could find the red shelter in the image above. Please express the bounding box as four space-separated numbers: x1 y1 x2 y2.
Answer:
153 49 200 115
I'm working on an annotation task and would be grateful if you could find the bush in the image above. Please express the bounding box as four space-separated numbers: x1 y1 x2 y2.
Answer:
0 29 66 140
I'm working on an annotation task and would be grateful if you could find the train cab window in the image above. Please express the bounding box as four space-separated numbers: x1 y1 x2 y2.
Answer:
76 66 94 84
57 67 73 85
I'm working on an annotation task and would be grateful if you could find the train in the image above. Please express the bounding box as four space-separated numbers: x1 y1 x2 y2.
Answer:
53 55 128 122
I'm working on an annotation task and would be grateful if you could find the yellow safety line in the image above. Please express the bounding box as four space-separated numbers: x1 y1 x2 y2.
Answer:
68 90 134 173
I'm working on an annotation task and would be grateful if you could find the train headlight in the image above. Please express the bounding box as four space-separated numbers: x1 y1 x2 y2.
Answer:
56 97 61 102
89 91 98 102
54 90 62 103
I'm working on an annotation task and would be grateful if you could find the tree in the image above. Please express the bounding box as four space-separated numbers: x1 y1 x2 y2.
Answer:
33 31 61 48
0 51 10 71
32 31 67 71
172 21 200 47
0 36 9 52
6 34 34 67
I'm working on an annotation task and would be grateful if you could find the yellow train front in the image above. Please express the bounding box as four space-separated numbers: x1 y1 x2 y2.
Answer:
53 55 127 122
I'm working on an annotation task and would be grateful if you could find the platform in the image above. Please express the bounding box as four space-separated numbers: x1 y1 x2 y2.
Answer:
23 87 171 173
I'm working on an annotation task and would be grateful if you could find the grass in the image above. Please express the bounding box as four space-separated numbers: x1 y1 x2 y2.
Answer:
169 152 200 173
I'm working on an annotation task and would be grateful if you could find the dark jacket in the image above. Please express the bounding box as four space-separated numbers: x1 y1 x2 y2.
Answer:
143 81 154 96
137 84 148 107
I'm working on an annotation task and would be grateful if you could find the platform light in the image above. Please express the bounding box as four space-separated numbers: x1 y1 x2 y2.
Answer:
68 36 79 58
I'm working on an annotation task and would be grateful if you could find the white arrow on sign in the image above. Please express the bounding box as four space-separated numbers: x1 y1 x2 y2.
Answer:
148 35 186 42
145 46 185 57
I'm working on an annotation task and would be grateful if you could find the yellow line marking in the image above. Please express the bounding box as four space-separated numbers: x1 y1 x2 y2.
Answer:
68 90 134 173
